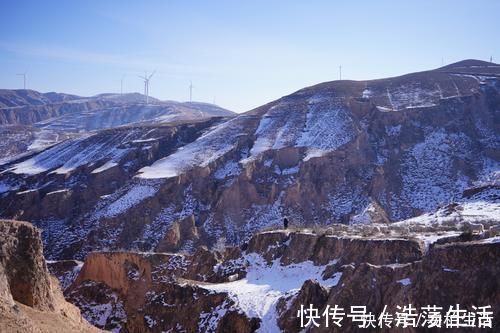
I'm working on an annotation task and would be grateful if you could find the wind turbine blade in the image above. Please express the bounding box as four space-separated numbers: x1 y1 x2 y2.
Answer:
148 70 156 80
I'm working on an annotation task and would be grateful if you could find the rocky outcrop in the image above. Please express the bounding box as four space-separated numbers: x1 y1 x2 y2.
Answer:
246 230 424 265
283 239 500 333
64 221 500 332
67 249 259 332
0 219 53 310
277 279 330 330
0 219 101 333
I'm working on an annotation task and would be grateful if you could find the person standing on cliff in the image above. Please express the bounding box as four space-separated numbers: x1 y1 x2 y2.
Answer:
283 217 289 229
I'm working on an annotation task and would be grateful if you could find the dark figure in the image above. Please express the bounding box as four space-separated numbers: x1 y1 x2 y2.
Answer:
283 217 289 229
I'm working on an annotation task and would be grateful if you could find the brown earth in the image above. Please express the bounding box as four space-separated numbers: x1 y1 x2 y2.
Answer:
0 219 102 333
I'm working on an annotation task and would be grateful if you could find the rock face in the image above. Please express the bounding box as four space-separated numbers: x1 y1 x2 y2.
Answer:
298 240 500 333
0 118 227 258
0 219 101 333
247 231 424 266
47 260 83 290
66 250 259 332
0 219 54 310
65 221 500 332
1 60 498 259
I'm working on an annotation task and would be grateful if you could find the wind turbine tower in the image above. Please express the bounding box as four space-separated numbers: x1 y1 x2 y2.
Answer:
189 81 193 102
120 74 126 95
17 73 26 90
138 71 155 104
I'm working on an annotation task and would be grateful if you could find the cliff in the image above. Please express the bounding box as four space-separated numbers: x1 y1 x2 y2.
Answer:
0 219 102 333
64 213 500 332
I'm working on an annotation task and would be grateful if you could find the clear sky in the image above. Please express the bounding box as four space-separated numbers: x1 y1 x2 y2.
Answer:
0 0 499 112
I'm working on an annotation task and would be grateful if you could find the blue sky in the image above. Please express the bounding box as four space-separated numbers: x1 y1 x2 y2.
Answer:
0 0 499 112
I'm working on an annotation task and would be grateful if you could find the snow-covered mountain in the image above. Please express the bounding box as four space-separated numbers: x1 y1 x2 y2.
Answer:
0 59 498 259
0 90 234 162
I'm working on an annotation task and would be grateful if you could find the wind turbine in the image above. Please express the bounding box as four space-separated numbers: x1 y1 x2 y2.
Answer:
189 81 193 102
120 74 126 95
17 72 26 90
138 71 155 104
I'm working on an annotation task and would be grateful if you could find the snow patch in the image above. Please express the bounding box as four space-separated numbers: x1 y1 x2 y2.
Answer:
296 95 355 161
92 161 118 174
138 117 244 179
397 278 412 286
199 253 342 332
101 185 157 218
214 160 241 180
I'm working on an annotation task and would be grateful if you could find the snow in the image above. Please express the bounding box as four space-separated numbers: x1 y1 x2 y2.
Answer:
413 232 462 252
70 281 127 332
362 88 372 99
384 84 441 111
142 206 176 250
91 161 118 174
16 188 38 195
198 300 232 332
245 94 355 163
385 125 401 136
296 94 355 161
442 267 459 272
145 315 157 328
132 138 159 143
389 195 500 250
199 253 342 332
7 133 129 175
400 129 472 213
214 160 241 180
241 192 286 242
474 159 500 186
27 129 62 151
476 236 500 244
273 165 299 176
32 102 219 133
376 106 394 112
324 183 368 221
137 117 244 179
250 115 275 156
351 202 377 225
394 200 500 227
100 184 157 218
46 189 70 196
52 261 83 290
397 278 412 286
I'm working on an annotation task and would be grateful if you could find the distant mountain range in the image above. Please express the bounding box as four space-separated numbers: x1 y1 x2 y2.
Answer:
0 89 234 124
0 90 234 162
